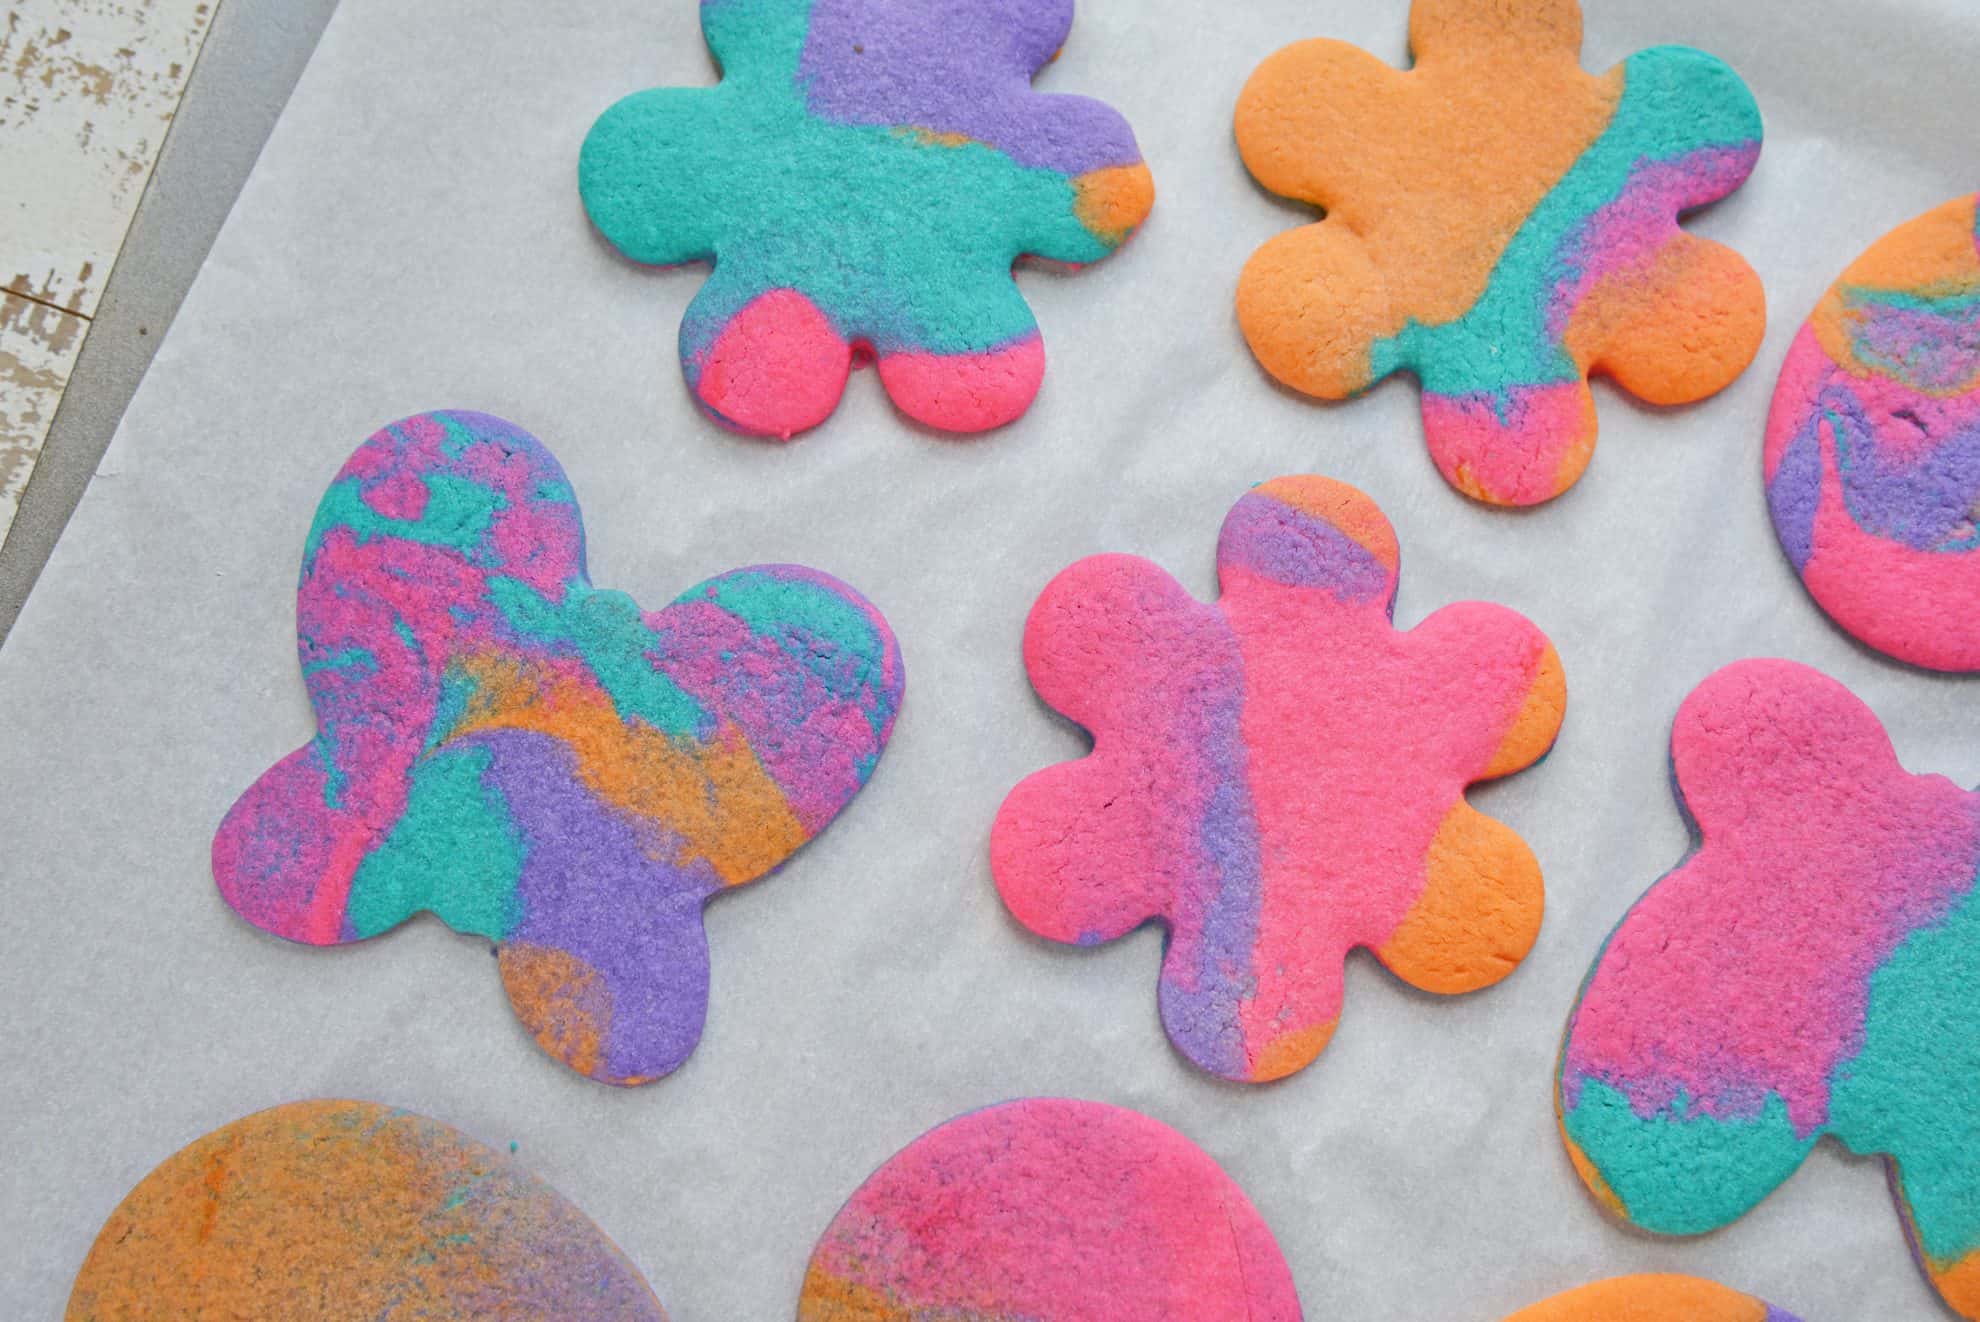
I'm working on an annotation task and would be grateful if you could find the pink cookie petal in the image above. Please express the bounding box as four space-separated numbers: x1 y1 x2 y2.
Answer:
691 290 853 440
877 334 1045 433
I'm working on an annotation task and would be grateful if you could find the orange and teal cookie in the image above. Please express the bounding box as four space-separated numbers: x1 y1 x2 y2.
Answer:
796 1098 1300 1319
991 476 1565 1082
1506 1276 1796 1322
1235 0 1765 506
65 1100 666 1320
581 0 1153 439
1558 659 1980 1321
1765 194 1980 672
211 411 903 1086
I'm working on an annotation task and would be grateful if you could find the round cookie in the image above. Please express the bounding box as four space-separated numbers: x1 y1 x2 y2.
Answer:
1506 1276 1796 1322
581 0 1154 439
1764 194 1980 671
66 1100 666 1320
796 1098 1300 1319
992 476 1565 1082
1235 0 1764 506
212 411 904 1085
1557 659 1980 1320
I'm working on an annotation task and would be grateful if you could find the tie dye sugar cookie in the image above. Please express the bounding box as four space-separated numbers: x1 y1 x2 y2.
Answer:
1506 1276 1796 1322
66 1100 666 1320
580 0 1153 439
1765 195 1980 672
1235 0 1765 506
213 411 903 1086
1558 659 1980 1320
992 476 1565 1082
796 1098 1301 1319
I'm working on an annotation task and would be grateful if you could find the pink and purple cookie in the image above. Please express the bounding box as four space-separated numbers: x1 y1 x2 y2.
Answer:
1505 1276 1796 1322
1236 0 1765 506
66 1100 667 1320
212 411 903 1085
1558 659 1980 1320
580 0 1154 439
1765 195 1980 671
796 1098 1301 1319
992 476 1566 1083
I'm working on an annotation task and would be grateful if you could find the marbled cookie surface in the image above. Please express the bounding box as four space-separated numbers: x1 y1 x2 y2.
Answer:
581 0 1153 438
213 411 902 1085
797 1098 1300 1320
994 476 1564 1082
1766 194 1980 671
1236 0 1764 505
1559 659 1980 1320
66 1100 666 1320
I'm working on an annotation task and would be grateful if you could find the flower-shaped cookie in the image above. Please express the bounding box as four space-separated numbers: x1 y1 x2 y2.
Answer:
1766 194 1980 672
1235 0 1765 506
212 411 904 1086
1558 659 1980 1320
798 1099 1302 1320
992 476 1566 1083
581 0 1154 439
67 1101 668 1320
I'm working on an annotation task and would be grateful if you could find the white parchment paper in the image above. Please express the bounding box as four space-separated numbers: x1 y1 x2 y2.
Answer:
3 0 1977 1316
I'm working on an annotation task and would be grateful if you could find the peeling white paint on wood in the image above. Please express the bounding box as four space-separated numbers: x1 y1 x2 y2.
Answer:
0 0 215 545
0 290 84 530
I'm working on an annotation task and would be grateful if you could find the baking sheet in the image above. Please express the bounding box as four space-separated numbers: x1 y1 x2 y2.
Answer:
2 0 1976 1316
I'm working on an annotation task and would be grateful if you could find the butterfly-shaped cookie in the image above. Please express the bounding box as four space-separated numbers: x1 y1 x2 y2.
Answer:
212 411 903 1085
1559 659 1980 1319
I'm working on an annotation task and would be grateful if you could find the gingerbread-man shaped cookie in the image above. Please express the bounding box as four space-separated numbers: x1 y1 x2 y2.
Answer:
1236 0 1765 505
992 476 1565 1082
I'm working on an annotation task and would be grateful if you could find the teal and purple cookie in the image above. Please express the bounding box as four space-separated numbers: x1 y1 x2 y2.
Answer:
796 1098 1301 1319
1558 659 1980 1320
580 0 1154 439
212 411 903 1086
1765 194 1980 671
65 1100 666 1320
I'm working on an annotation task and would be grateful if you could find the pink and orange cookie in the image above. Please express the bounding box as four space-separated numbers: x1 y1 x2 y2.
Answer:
1235 0 1765 506
65 1100 666 1320
796 1098 1300 1320
1765 194 1980 671
1558 659 1980 1320
992 476 1565 1082
580 0 1153 439
213 411 903 1085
